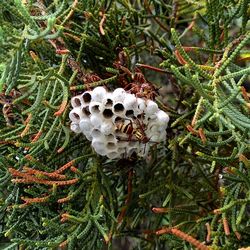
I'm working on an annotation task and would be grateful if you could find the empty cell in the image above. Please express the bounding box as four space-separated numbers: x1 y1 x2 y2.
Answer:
105 134 116 142
125 109 134 118
82 106 91 117
92 86 107 102
91 128 102 138
69 108 84 123
105 96 113 107
112 116 123 124
89 102 102 114
81 91 92 104
113 103 125 115
71 96 82 108
103 109 113 119
106 142 116 150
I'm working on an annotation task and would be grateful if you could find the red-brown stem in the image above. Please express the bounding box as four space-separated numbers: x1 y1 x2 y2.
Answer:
136 63 168 73
54 100 68 116
234 231 241 240
56 49 70 55
57 196 71 203
20 195 50 207
241 86 250 102
12 177 79 186
23 166 66 179
174 49 187 65
186 125 199 135
205 223 211 243
222 217 230 236
21 124 30 138
99 12 106 35
151 207 168 213
61 213 70 222
24 113 32 125
156 227 209 250
59 240 68 248
31 130 43 142
55 160 75 174
198 128 207 144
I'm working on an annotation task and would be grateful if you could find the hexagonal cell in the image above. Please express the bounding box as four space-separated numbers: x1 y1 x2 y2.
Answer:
105 134 116 142
117 140 128 147
90 115 103 128
70 123 81 133
69 108 84 123
137 98 146 112
94 146 108 156
117 147 126 154
79 119 92 132
145 100 158 115
105 98 113 107
127 147 137 157
100 122 114 135
150 134 160 142
71 96 82 108
112 88 126 102
91 128 102 138
102 108 114 119
81 91 92 104
89 102 102 114
107 151 119 159
123 93 137 110
113 103 125 116
156 110 170 125
82 106 91 117
92 139 106 152
125 109 134 118
91 86 107 102
106 142 116 151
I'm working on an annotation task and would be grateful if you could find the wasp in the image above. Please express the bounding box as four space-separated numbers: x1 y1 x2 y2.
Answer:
113 51 158 100
115 117 150 144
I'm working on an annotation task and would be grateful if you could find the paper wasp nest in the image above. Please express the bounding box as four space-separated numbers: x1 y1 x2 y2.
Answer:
69 87 169 159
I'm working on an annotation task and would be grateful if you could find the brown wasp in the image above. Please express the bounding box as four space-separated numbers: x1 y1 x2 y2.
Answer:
113 50 159 100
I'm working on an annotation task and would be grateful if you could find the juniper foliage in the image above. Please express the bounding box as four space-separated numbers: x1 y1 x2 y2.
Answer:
0 0 250 249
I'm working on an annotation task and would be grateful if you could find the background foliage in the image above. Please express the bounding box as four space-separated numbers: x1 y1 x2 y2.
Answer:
0 0 250 249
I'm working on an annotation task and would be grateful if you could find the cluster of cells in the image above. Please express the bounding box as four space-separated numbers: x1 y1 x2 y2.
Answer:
69 87 169 159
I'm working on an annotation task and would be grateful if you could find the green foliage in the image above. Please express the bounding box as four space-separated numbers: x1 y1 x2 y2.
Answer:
0 0 250 249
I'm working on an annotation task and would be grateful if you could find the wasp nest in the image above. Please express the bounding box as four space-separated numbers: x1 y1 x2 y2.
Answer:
69 87 169 159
